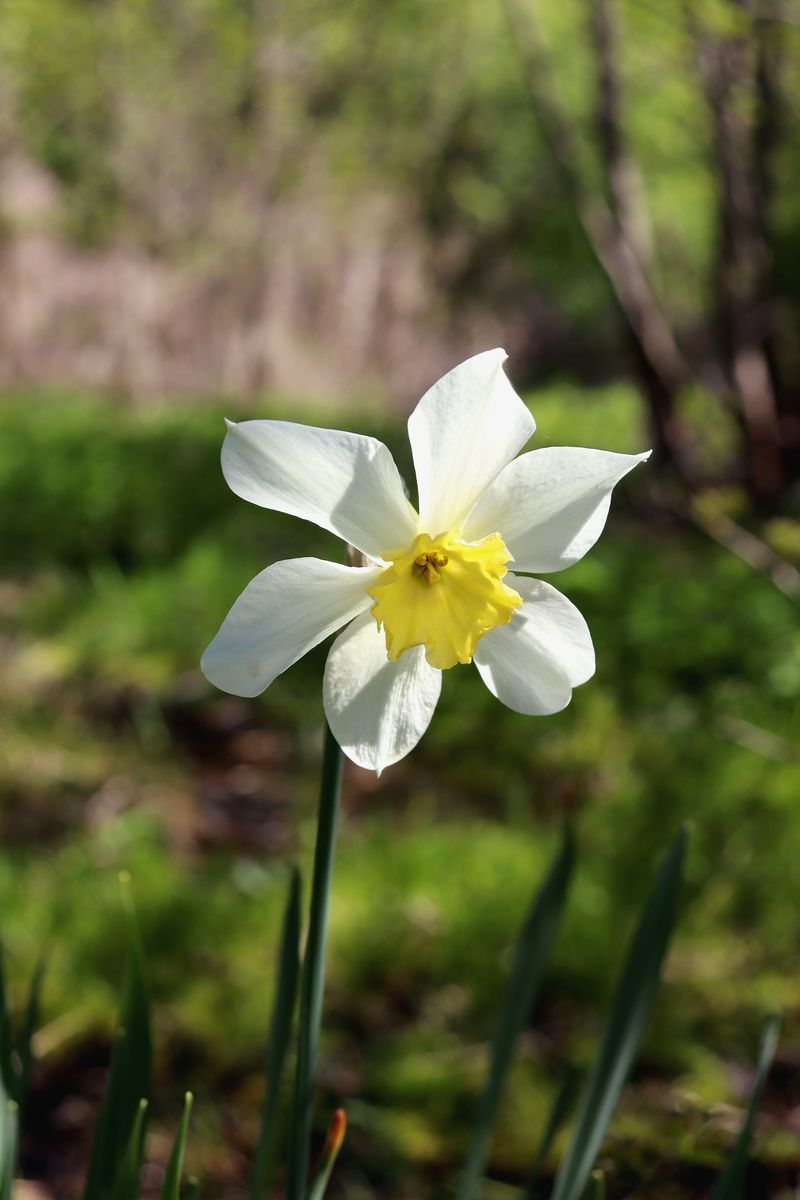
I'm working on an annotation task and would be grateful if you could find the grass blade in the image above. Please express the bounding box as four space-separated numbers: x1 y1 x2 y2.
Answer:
0 1100 17 1200
0 946 41 1191
160 1092 193 1200
184 1178 200 1200
84 874 152 1200
522 1064 580 1199
286 724 343 1200
0 949 15 1101
111 1099 149 1200
549 826 688 1200
458 825 576 1200
0 958 14 1198
304 1108 347 1200
710 1016 780 1200
585 1170 605 1200
250 868 302 1200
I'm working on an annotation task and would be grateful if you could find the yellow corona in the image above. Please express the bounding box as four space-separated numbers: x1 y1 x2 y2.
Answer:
368 531 521 670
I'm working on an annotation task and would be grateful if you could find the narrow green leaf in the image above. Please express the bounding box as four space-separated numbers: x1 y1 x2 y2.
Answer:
0 948 16 1100
286 725 343 1200
0 1100 17 1200
250 868 302 1200
710 1016 780 1200
549 826 688 1200
522 1064 580 1199
458 825 575 1200
585 1170 605 1200
304 1108 346 1200
84 874 153 1200
17 953 46 1114
0 1101 9 1189
160 1092 193 1200
111 1099 149 1200
184 1178 200 1200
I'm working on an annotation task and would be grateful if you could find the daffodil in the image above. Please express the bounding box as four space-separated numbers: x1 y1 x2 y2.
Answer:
202 349 649 771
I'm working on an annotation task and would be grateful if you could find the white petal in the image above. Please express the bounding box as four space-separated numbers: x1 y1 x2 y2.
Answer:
408 348 535 535
222 419 419 559
474 576 595 715
464 446 650 573
323 612 442 772
202 558 381 698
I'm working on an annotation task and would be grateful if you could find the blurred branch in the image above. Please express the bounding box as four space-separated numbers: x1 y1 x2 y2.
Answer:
685 0 786 500
693 509 800 602
753 11 800 477
756 4 800 24
590 0 653 267
503 0 697 478
717 715 794 761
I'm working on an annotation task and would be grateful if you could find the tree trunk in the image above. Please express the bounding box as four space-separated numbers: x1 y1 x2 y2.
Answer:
754 13 800 482
504 0 695 475
690 1 786 501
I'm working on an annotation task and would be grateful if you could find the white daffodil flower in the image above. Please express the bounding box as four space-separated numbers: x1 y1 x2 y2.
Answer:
202 349 649 772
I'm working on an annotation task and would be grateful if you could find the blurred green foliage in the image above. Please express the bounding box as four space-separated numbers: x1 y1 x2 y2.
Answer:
0 389 798 1194
1 0 798 1188
1 0 797 364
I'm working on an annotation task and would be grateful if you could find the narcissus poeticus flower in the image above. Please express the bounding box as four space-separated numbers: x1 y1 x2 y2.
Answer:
202 349 649 771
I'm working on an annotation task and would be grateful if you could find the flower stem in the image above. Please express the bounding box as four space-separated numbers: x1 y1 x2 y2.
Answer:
285 722 344 1200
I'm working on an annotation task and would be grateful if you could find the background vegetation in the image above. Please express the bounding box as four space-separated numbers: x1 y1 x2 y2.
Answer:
0 0 798 1195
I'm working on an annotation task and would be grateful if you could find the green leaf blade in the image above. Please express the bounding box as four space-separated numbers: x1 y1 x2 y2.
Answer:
304 1108 347 1200
17 953 46 1116
523 1063 580 1199
111 1099 149 1200
159 1092 194 1200
549 826 688 1200
710 1016 780 1200
458 824 575 1200
286 725 343 1200
0 1100 17 1200
586 1170 605 1200
250 867 302 1200
83 876 153 1200
0 948 16 1102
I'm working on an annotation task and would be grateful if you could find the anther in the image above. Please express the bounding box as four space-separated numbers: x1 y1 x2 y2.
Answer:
412 550 448 586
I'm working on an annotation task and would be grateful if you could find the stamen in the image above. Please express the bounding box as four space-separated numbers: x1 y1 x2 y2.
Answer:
412 550 449 586
368 530 521 669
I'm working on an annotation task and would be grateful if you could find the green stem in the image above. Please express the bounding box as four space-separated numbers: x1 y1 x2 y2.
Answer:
285 723 344 1200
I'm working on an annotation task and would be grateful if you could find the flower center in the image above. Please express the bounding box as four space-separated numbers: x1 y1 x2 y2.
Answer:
368 530 521 670
412 548 449 585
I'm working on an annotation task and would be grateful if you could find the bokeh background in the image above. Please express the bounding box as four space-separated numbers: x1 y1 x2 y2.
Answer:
1 0 799 1195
